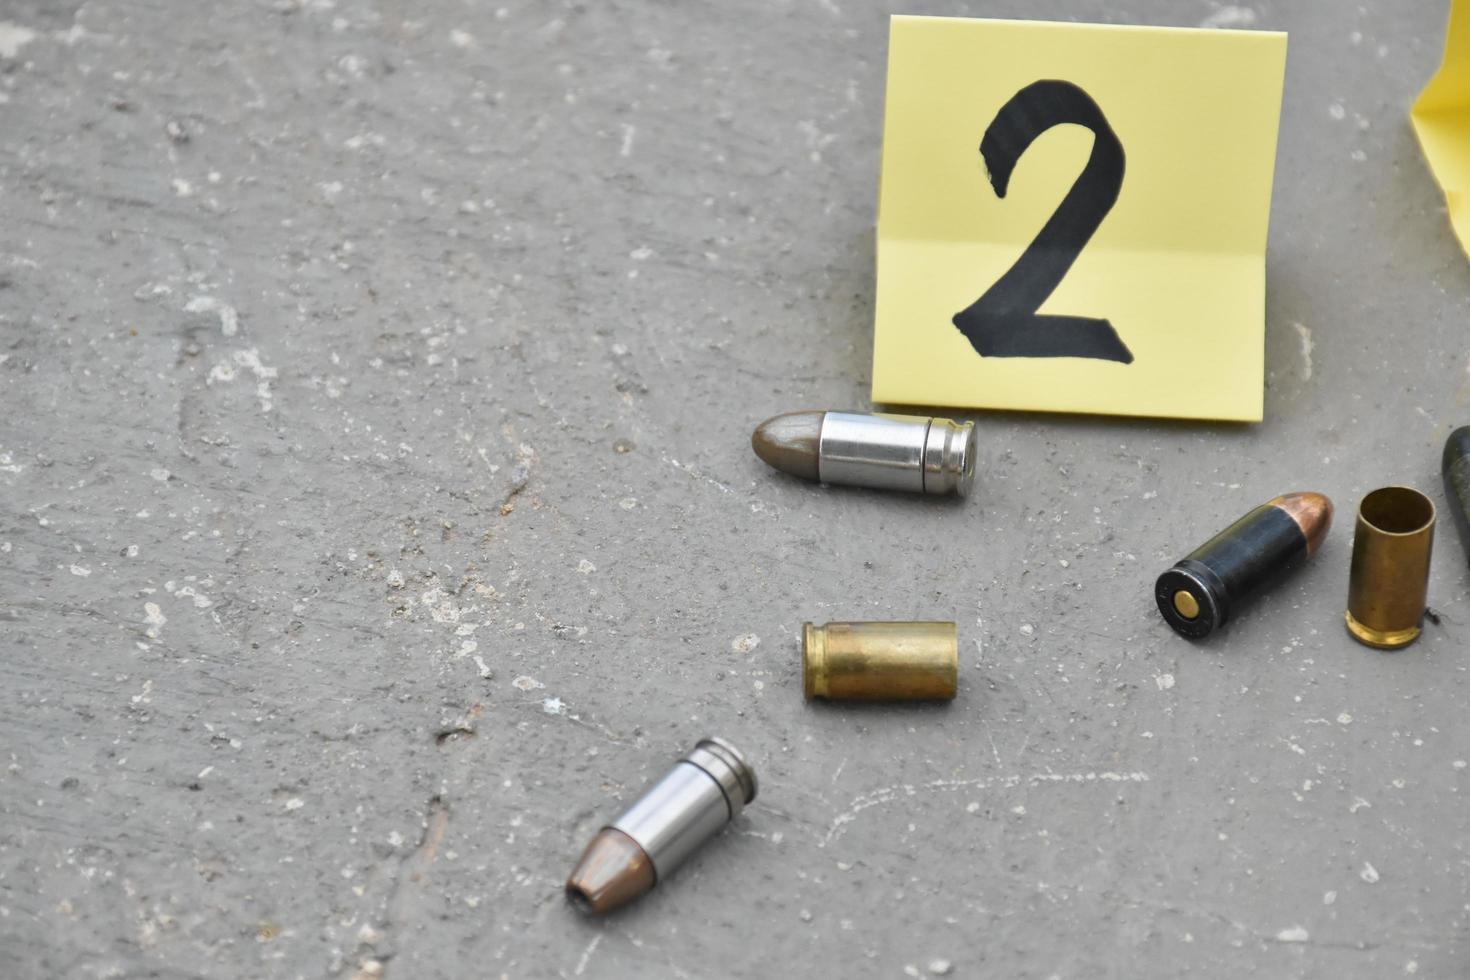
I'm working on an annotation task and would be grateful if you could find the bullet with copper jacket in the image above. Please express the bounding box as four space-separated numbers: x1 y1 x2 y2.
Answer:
1155 492 1333 639
751 410 975 496
566 737 756 914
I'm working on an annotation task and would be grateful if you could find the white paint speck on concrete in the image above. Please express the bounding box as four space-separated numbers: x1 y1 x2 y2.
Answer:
185 295 239 336
207 349 278 411
0 22 37 58
1198 6 1256 28
1293 323 1314 380
143 602 166 638
573 933 601 976
731 633 760 653
1275 926 1310 943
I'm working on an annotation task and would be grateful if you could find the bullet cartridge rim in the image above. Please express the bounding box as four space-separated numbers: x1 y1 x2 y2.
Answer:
1344 611 1421 650
686 736 758 809
921 417 976 497
1154 561 1227 639
802 622 826 699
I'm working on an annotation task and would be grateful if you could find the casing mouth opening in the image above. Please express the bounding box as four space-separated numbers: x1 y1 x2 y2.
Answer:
1359 486 1434 536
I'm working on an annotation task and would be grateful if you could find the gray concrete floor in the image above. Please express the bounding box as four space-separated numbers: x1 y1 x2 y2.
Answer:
1 1 1467 977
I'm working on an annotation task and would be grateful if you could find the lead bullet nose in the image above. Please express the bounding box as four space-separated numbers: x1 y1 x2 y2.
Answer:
751 411 823 482
565 828 656 915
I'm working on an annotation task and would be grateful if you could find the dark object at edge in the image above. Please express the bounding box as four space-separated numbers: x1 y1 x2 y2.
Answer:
1442 426 1470 564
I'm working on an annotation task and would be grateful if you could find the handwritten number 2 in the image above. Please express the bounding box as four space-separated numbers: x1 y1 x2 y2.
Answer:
952 80 1134 364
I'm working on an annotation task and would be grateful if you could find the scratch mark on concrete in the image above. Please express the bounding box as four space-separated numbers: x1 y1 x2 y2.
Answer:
1293 322 1314 381
823 771 1150 846
662 455 733 494
574 933 602 975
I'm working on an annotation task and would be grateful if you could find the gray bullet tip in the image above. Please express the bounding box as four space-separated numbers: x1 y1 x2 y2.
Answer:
751 411 823 482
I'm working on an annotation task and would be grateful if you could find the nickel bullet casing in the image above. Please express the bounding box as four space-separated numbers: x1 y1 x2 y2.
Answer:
803 621 958 700
1155 492 1333 639
1345 486 1436 649
566 737 756 914
751 410 975 497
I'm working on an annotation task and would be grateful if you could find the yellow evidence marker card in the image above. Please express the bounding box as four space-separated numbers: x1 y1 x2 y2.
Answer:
1414 0 1470 261
872 16 1287 421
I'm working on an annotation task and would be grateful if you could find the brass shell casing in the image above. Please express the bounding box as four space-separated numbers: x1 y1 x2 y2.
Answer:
1345 486 1436 649
803 621 957 701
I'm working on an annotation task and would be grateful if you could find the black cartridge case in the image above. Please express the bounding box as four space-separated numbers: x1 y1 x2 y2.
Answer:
1443 427 1470 562
1155 493 1333 639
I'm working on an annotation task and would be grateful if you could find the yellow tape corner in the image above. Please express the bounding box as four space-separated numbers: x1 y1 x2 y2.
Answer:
873 16 1287 421
1413 1 1470 258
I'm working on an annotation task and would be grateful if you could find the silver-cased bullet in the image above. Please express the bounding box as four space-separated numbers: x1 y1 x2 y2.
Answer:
818 412 975 497
608 737 757 881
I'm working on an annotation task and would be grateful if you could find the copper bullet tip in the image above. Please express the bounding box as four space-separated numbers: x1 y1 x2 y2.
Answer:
1269 492 1334 557
565 828 656 915
751 411 823 482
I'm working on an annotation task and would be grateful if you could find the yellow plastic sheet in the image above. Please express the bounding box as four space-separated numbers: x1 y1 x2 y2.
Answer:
872 16 1287 421
1413 2 1470 257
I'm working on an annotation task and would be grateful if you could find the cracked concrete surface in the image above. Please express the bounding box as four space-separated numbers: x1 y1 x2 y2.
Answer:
1 0 1468 977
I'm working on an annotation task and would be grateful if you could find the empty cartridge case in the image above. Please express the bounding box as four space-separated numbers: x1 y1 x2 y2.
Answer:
1346 486 1435 649
566 737 756 914
1155 492 1333 639
752 410 975 497
1443 427 1470 563
803 621 958 700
